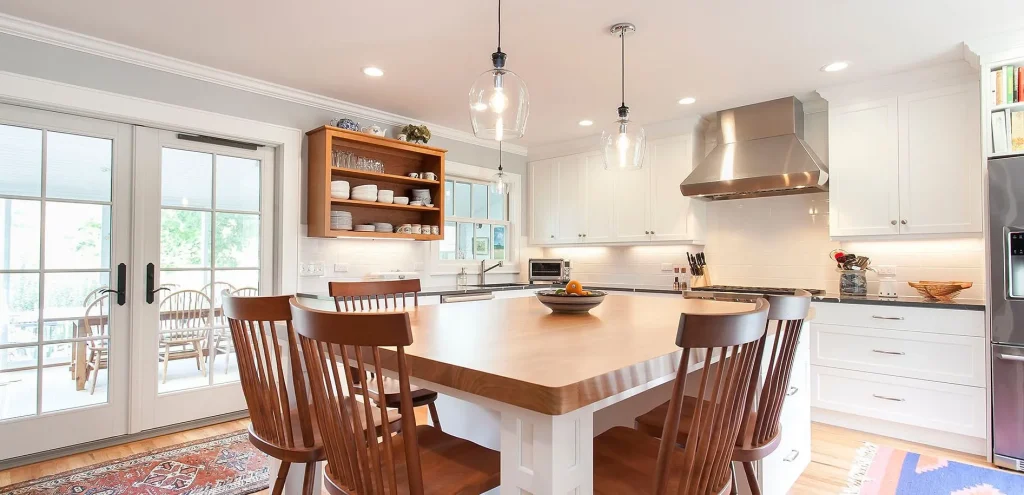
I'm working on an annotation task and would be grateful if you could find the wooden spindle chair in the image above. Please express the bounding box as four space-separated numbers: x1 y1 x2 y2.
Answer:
288 298 500 495
158 289 212 384
634 291 811 495
592 298 770 495
223 294 323 495
82 294 110 395
328 280 443 431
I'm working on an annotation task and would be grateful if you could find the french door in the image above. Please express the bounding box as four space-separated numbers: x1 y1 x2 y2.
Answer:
0 104 132 460
131 128 273 430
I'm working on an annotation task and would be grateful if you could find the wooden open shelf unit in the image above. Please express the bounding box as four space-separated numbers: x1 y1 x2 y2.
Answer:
306 125 446 240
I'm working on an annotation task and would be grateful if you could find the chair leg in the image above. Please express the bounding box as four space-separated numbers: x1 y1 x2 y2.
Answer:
194 341 207 376
427 401 441 431
730 462 739 495
271 461 291 495
162 344 171 384
89 349 102 395
301 461 317 495
743 461 761 495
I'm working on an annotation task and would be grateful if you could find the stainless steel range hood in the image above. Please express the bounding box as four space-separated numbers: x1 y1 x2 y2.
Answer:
681 96 828 200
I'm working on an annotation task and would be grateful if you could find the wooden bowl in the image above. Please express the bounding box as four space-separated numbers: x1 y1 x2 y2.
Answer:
907 281 973 301
536 290 607 314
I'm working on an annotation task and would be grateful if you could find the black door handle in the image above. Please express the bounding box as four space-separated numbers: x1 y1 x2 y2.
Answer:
100 263 127 306
146 263 170 304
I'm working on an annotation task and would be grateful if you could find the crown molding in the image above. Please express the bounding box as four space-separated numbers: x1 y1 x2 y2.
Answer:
0 12 528 156
816 60 977 107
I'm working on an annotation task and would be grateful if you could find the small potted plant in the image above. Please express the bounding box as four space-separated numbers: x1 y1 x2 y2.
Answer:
400 124 431 144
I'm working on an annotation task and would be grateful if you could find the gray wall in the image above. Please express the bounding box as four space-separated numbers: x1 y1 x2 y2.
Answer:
0 33 527 222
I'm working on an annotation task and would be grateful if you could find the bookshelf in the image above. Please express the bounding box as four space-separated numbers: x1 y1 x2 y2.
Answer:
984 59 1024 157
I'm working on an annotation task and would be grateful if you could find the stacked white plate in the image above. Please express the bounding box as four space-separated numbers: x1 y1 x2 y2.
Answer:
330 210 352 230
410 189 431 204
374 222 393 233
354 224 375 232
377 190 394 204
330 180 350 200
351 184 378 202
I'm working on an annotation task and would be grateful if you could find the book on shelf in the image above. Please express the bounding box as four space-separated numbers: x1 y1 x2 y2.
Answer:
993 111 1008 153
1013 111 1024 152
1019 67 1023 104
1008 66 1016 104
996 69 1005 105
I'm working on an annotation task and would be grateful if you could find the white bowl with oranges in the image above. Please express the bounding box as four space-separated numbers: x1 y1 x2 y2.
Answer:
536 281 606 314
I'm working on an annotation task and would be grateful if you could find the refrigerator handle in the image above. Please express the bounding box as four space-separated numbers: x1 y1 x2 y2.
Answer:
996 353 1024 362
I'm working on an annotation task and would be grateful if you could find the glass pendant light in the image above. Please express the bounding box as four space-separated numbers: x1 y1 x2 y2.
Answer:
469 0 529 141
602 23 646 170
490 141 511 195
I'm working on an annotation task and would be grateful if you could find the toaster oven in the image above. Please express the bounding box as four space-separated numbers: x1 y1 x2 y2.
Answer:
528 258 571 283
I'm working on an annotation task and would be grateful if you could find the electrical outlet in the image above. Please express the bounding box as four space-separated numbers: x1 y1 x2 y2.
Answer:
661 263 673 272
309 261 325 277
875 265 897 277
334 263 349 273
413 262 425 271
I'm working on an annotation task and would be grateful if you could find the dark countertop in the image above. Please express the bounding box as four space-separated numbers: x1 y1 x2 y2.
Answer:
296 282 684 301
812 293 985 311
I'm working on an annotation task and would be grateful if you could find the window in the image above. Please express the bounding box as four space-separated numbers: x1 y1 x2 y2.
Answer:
439 177 509 261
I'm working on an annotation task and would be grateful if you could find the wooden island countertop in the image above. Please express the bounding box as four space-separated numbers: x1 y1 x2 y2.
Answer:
374 295 756 415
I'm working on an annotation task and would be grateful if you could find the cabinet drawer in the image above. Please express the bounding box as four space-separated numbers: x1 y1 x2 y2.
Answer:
762 392 811 495
811 302 984 337
811 324 985 387
810 366 986 438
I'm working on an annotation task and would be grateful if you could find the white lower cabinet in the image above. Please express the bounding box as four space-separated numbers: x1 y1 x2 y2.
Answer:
755 324 811 495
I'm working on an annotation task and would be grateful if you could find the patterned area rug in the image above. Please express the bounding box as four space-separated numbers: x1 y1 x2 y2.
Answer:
0 430 269 495
845 443 1024 494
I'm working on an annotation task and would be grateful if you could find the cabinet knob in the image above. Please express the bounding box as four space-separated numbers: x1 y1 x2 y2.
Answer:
890 220 897 226
651 231 655 235
550 235 554 239
645 231 650 235
900 219 907 225
582 234 587 238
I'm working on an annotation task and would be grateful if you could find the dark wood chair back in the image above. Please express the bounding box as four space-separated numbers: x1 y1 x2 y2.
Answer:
739 289 812 457
328 280 421 312
289 298 423 495
222 294 317 458
653 298 770 495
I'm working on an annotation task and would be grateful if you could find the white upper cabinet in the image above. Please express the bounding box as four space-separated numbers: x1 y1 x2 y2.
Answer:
897 82 982 235
828 98 900 237
527 134 705 246
826 80 982 238
529 158 559 243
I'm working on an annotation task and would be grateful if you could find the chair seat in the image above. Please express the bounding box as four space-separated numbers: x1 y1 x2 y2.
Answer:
594 426 731 495
250 402 402 464
634 396 776 462
364 376 439 408
324 425 499 495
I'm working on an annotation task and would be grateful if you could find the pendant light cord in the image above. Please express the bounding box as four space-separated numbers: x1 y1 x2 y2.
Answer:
496 0 502 52
498 141 503 172
620 29 625 107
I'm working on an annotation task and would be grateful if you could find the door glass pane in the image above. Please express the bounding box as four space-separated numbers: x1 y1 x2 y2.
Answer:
157 286 213 393
454 182 471 218
471 184 488 219
46 131 112 202
216 156 260 212
42 272 110 342
44 202 111 270
439 221 456 260
162 148 212 208
159 270 212 297
214 270 259 298
456 222 473 260
161 209 212 268
0 346 38 420
474 224 491 260
492 225 507 261
0 199 41 270
215 213 259 268
42 340 107 412
444 180 454 216
489 190 505 221
0 273 39 345
0 124 42 197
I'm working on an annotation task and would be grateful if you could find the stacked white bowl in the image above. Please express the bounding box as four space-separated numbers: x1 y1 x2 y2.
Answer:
351 184 378 202
331 180 350 200
410 189 431 205
377 189 394 204
330 210 352 230
374 222 393 233
393 196 410 205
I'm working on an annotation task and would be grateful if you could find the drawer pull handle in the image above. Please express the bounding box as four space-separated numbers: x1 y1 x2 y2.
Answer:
997 353 1024 363
871 315 905 321
787 386 798 396
872 349 905 356
783 450 800 462
872 394 905 402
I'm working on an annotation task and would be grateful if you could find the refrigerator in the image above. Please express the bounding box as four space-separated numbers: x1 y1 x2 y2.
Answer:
988 154 1024 471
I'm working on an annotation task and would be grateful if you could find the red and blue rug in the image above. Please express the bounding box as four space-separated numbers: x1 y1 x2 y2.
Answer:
0 430 269 495
845 443 1024 494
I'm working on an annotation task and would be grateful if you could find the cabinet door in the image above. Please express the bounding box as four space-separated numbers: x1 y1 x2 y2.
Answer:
554 156 586 243
828 98 900 237
584 154 615 242
649 136 694 241
612 165 651 242
529 159 559 244
897 82 982 234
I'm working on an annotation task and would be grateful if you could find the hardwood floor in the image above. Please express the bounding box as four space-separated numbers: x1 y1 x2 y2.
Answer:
0 418 989 494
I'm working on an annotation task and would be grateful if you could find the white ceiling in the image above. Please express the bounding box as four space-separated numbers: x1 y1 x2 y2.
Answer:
0 0 1021 147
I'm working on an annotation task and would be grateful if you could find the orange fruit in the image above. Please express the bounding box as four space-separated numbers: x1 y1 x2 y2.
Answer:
565 280 584 295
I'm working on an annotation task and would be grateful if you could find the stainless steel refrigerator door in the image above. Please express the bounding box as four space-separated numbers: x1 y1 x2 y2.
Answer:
988 155 1024 345
992 344 1024 469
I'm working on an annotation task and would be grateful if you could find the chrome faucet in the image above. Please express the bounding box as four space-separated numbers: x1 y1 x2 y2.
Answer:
479 260 503 285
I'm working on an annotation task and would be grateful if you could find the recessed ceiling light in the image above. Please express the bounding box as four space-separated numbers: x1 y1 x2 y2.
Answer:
578 120 594 126
821 61 849 72
362 66 384 77
677 97 697 105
